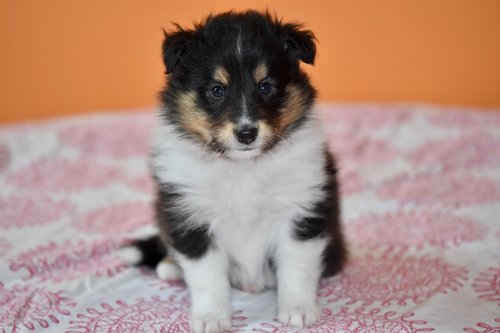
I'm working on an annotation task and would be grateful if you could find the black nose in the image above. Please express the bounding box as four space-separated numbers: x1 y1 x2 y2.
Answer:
234 126 258 145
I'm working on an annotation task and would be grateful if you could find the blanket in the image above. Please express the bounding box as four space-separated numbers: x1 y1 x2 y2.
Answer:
0 104 499 332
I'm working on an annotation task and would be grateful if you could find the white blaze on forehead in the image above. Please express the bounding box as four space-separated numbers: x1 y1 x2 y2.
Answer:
240 95 249 120
236 31 243 61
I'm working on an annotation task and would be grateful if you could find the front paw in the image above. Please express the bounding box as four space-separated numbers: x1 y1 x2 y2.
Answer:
190 311 232 333
277 304 320 328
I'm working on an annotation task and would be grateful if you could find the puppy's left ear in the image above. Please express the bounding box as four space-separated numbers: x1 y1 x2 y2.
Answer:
281 23 317 65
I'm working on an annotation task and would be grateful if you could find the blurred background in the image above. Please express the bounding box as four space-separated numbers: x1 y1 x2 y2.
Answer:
1 0 499 123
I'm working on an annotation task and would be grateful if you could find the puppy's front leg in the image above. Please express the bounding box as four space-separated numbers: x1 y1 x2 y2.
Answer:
275 237 326 328
179 248 232 333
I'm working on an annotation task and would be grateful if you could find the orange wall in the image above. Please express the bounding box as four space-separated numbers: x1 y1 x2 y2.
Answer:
1 0 499 123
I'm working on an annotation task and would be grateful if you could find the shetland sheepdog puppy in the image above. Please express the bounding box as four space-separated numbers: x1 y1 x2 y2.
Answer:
120 10 346 333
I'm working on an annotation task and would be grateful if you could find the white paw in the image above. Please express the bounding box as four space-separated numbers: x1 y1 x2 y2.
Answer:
116 246 142 265
278 304 320 328
190 312 232 333
156 259 183 281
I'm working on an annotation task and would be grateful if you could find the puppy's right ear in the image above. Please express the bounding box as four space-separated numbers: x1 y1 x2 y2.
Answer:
162 25 195 74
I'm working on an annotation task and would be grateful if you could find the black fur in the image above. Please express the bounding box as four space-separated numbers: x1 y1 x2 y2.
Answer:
321 150 347 276
293 148 346 276
162 25 196 74
155 185 212 259
169 225 212 259
131 235 167 269
282 23 317 64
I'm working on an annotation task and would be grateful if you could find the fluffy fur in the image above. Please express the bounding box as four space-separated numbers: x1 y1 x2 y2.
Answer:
121 10 346 333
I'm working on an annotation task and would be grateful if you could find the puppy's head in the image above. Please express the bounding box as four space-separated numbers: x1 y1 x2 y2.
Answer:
160 10 316 159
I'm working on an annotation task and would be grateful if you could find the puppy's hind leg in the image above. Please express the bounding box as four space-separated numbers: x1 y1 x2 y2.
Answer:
156 256 184 281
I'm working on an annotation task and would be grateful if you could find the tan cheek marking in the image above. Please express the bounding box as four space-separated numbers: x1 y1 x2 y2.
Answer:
176 91 212 141
258 121 273 141
214 66 230 86
215 121 235 144
254 62 268 82
278 84 307 131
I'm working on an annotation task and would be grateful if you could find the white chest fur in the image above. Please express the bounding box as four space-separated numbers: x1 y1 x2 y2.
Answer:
152 117 328 291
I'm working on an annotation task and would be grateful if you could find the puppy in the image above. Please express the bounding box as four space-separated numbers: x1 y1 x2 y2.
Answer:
121 10 346 333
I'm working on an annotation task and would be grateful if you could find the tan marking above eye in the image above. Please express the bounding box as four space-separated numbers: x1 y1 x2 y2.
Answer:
213 66 230 86
254 63 268 83
258 121 272 139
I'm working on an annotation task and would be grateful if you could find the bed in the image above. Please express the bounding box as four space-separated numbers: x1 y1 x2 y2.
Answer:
1 103 499 333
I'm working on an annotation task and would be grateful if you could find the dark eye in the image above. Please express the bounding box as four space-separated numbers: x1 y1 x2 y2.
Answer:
259 82 272 95
211 85 225 98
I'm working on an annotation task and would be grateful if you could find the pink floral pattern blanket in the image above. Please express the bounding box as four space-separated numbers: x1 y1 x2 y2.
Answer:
0 104 499 333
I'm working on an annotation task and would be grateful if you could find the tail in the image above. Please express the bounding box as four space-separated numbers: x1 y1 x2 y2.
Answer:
118 235 167 269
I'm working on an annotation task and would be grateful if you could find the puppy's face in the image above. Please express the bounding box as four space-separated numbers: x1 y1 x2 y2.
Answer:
161 11 316 159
